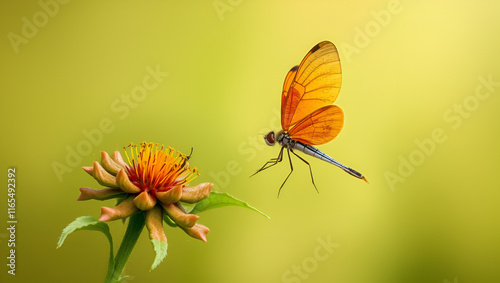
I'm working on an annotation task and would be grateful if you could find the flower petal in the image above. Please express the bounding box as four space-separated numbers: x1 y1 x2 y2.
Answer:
146 205 167 242
100 151 123 175
163 203 199 228
180 223 210 242
134 191 156 211
112 151 129 168
180 183 213 203
99 196 138 221
82 166 93 175
156 185 182 204
77 187 125 201
92 161 118 187
116 169 141 193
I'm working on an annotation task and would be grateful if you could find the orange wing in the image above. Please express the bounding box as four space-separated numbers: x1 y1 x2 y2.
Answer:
288 105 344 145
281 41 342 131
281 65 298 115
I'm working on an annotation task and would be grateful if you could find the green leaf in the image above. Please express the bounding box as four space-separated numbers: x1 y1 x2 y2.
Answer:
163 214 178 227
189 192 270 219
115 194 128 206
150 239 168 270
57 216 115 281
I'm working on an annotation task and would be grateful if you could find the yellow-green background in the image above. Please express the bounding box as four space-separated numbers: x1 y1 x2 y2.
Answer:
1 1 499 282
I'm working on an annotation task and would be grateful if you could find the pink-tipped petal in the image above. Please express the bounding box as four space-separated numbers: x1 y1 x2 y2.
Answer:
116 169 141 193
146 206 167 242
99 196 138 222
82 166 93 175
134 191 156 211
100 151 122 175
163 203 199 228
180 223 210 242
92 161 118 187
112 151 129 168
156 185 182 204
180 183 213 203
77 187 124 201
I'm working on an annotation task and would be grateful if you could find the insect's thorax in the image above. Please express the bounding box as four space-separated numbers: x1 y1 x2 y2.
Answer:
277 131 295 148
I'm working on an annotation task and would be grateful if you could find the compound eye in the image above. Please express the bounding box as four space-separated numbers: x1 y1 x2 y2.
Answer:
264 132 275 146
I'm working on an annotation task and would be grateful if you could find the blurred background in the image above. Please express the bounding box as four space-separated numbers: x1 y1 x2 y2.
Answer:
1 1 499 282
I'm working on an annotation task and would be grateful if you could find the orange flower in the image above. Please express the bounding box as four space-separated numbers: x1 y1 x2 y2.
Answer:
78 142 212 243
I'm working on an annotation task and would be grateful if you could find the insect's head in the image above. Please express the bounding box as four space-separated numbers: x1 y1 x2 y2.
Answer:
264 131 276 146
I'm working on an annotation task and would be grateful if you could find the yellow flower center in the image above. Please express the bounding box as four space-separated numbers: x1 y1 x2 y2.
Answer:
123 142 198 194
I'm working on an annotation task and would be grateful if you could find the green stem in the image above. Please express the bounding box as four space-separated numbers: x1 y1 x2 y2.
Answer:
105 212 146 283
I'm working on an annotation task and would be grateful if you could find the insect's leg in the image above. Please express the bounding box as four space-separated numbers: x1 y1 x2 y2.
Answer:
186 147 194 160
290 149 318 193
250 147 284 177
277 148 294 197
181 147 194 167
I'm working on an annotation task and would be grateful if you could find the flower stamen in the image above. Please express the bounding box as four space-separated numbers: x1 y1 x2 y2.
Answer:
123 142 199 193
